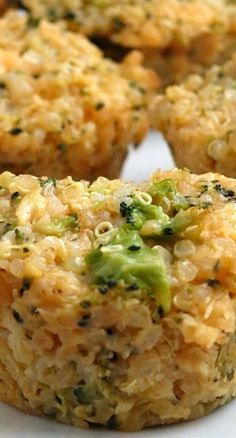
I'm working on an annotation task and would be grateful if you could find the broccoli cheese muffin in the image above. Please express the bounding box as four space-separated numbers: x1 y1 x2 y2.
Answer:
153 53 236 177
143 33 236 88
16 0 234 89
1 169 236 431
19 0 229 49
141 0 236 87
0 11 157 181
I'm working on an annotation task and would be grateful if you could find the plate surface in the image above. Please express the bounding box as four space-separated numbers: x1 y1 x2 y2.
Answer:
121 131 174 182
0 131 235 438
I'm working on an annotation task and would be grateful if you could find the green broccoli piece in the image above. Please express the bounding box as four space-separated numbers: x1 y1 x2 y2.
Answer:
120 198 169 230
34 213 79 237
148 179 190 212
140 209 194 238
119 188 193 239
86 227 171 314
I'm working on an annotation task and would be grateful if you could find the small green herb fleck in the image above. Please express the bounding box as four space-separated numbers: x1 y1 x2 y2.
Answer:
107 279 117 288
98 285 109 295
2 223 14 235
15 228 25 242
112 16 126 31
128 245 140 251
77 313 91 328
80 300 91 309
19 278 31 296
95 102 105 110
213 183 235 198
126 283 139 291
12 309 24 323
9 127 23 136
200 184 209 194
64 11 76 20
206 279 220 287
163 227 174 236
129 80 146 94
27 17 40 28
11 191 20 201
55 395 62 405
57 143 67 153
106 327 115 336
47 8 58 22
30 306 39 315
73 383 102 405
39 177 56 188
106 415 120 430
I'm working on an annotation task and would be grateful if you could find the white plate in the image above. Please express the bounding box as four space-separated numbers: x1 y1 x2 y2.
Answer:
0 131 235 438
121 131 174 182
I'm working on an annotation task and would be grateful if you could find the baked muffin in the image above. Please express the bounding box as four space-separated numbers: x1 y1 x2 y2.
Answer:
143 33 236 88
141 0 236 87
0 169 236 431
15 0 235 89
0 10 157 180
153 53 236 176
19 0 229 49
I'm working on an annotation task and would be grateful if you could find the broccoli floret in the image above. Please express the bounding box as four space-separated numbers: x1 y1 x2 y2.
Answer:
120 198 169 230
86 227 171 314
140 209 195 238
148 179 190 212
34 213 79 237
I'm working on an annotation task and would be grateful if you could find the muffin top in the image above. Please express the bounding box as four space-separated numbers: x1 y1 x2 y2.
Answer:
0 168 235 351
20 0 230 48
